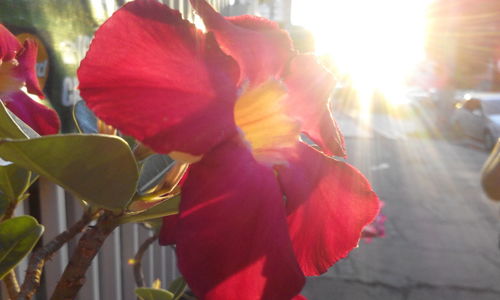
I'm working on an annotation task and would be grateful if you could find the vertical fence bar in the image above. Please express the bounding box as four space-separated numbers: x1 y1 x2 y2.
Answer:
168 246 178 283
152 239 164 287
146 230 155 286
63 194 102 300
178 0 185 17
120 223 139 300
185 0 193 22
0 285 7 300
38 179 68 297
137 225 153 286
13 200 28 284
99 228 123 300
160 247 169 287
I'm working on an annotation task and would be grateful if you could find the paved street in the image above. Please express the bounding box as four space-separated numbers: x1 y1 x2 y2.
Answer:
303 113 500 299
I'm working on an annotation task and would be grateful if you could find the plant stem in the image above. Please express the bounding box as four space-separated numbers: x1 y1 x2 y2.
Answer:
17 209 99 300
49 211 119 300
0 200 17 222
1 199 20 298
3 270 20 299
132 233 159 287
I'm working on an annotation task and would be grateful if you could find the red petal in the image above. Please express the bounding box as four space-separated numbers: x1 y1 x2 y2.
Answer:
176 138 304 299
3 91 60 135
276 143 379 276
361 201 386 242
361 213 387 241
190 0 293 85
285 55 346 157
0 24 21 61
159 214 178 246
14 40 44 98
292 295 308 300
78 0 238 156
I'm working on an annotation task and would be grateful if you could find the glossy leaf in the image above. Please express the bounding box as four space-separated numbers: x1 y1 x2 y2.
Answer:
138 154 175 195
121 196 180 224
168 277 187 300
0 134 139 210
128 194 175 213
73 101 98 134
0 101 38 139
0 216 44 279
0 164 31 202
135 287 174 300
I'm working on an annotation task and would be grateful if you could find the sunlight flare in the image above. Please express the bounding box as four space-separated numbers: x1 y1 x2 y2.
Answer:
293 0 433 107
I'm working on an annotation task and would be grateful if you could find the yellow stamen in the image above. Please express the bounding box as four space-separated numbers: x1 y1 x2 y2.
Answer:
97 119 117 135
234 80 300 164
169 151 202 163
152 279 162 289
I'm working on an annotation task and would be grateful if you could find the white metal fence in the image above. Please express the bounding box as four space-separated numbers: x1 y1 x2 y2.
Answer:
6 179 180 300
58 182 181 300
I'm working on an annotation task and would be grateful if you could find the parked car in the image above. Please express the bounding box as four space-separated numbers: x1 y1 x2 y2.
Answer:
451 92 500 150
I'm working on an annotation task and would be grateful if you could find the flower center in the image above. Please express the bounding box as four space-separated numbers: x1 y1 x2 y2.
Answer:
234 80 300 165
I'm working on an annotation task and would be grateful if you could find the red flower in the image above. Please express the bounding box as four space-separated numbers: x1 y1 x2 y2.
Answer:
78 0 380 299
361 201 387 243
0 24 60 135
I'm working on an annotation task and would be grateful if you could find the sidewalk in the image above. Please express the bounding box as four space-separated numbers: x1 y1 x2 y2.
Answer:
303 118 500 300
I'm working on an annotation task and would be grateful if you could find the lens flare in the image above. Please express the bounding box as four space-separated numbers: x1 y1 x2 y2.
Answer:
292 0 433 108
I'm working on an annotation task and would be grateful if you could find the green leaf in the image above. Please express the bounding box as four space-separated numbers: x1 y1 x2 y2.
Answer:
73 101 98 134
0 163 31 202
0 101 39 139
120 196 179 224
0 216 44 279
0 135 139 210
138 154 175 195
135 287 174 300
168 277 187 300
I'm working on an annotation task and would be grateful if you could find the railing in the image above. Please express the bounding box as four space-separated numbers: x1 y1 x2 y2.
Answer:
8 179 179 300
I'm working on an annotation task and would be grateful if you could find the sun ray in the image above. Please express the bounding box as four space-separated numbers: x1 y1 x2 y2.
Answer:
292 0 434 109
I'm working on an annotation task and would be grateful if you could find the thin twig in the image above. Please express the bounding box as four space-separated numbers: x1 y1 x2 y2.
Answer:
132 233 159 287
17 209 100 300
1 199 20 298
49 211 119 300
3 270 20 299
0 200 17 222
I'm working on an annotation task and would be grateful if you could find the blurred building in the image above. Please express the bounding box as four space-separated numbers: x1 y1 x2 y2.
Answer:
221 0 258 16
256 0 292 27
427 0 500 90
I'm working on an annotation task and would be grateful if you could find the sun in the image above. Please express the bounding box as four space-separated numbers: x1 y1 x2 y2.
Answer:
292 0 433 108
